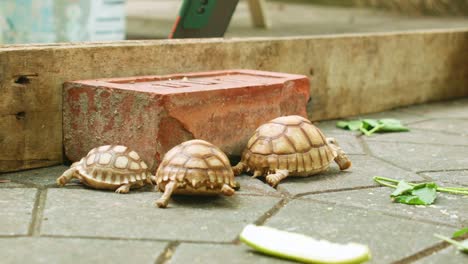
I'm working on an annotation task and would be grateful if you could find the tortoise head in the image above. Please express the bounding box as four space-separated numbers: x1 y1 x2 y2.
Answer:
326 137 352 171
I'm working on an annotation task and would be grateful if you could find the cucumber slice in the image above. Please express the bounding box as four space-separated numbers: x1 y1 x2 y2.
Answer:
240 225 371 264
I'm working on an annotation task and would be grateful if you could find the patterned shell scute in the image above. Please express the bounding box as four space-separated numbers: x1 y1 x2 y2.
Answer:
156 140 236 189
244 115 337 172
80 145 150 184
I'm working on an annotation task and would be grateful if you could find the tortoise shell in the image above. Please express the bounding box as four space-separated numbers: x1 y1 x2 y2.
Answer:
240 115 337 174
60 145 153 191
155 139 237 195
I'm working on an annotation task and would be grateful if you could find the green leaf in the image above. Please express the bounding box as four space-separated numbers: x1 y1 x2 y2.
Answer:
411 184 437 204
393 195 428 205
391 181 413 196
337 118 409 135
391 182 437 205
453 228 468 238
336 121 349 129
378 119 410 132
336 120 363 131
461 240 468 253
362 119 379 130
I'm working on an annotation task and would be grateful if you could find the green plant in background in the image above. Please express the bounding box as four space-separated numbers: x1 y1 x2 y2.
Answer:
337 119 409 136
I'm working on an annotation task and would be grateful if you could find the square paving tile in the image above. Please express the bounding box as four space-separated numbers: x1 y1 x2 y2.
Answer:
410 119 468 136
414 246 468 264
421 171 468 186
265 199 455 263
364 128 468 146
326 134 365 155
170 243 293 264
400 99 468 119
367 141 468 172
307 187 467 227
42 189 280 242
235 176 280 196
0 237 166 264
0 179 26 188
277 155 423 196
1 166 68 187
0 188 37 235
348 109 430 124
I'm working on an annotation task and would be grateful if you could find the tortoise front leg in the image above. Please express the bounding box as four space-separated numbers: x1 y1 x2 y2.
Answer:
221 184 235 196
56 167 77 186
115 184 132 194
265 169 289 187
155 181 176 208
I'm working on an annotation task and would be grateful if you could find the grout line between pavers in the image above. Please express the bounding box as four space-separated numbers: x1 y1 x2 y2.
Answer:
360 134 468 175
40 234 235 244
253 198 290 226
0 235 30 238
405 127 468 137
28 188 47 237
230 197 291 244
356 136 373 156
392 235 468 264
292 185 382 198
365 137 468 147
365 153 419 176
155 241 180 264
417 168 468 174
298 197 460 229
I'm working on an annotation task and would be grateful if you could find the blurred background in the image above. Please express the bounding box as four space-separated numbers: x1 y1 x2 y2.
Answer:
1 0 467 44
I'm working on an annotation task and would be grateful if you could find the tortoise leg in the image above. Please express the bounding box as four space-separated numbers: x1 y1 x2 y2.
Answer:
115 184 132 194
155 181 176 208
252 170 263 179
149 175 157 185
221 184 235 196
232 162 246 176
326 137 352 170
56 167 77 186
265 169 289 187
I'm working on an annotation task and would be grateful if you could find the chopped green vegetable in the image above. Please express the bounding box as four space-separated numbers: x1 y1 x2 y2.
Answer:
336 119 409 136
337 120 362 131
378 119 410 132
389 182 437 205
374 176 468 196
434 234 468 254
240 225 371 264
391 181 414 196
453 228 468 238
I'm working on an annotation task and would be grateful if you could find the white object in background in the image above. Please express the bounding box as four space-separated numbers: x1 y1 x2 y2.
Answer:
0 0 126 44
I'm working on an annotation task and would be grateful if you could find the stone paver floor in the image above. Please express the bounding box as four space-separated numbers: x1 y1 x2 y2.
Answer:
1 98 468 263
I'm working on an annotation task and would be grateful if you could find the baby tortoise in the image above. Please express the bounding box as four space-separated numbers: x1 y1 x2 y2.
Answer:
233 115 351 187
57 145 154 193
154 139 238 208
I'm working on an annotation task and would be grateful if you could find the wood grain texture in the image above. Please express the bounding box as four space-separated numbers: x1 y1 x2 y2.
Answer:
1 29 467 172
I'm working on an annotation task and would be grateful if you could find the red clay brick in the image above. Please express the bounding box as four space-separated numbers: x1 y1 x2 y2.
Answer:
63 70 310 171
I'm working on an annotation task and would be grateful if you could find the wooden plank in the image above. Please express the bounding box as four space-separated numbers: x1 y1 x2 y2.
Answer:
1 29 467 172
247 0 270 28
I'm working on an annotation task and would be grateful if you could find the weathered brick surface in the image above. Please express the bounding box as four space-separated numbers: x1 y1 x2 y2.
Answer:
63 70 310 171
